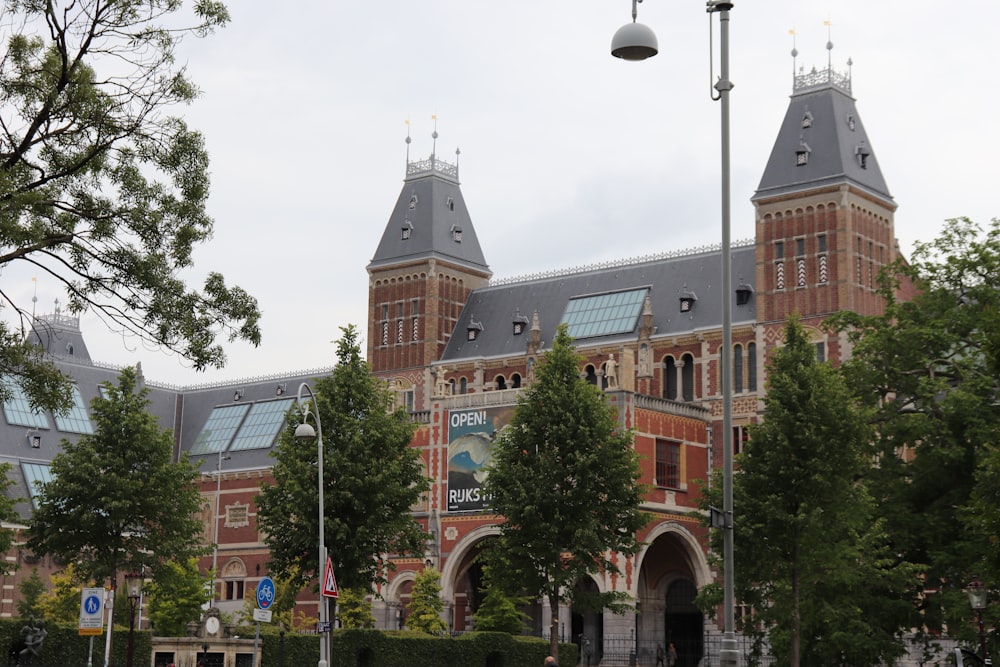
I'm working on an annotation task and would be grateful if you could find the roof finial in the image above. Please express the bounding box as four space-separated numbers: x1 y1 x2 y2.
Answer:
824 18 833 73
789 28 798 86
455 146 461 179
404 118 412 167
431 114 439 161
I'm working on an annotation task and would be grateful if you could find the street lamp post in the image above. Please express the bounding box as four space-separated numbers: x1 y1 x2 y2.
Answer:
612 3 738 666
968 576 990 665
294 382 328 667
209 451 231 608
124 572 143 667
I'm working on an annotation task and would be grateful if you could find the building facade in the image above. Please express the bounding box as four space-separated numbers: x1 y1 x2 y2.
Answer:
0 61 903 666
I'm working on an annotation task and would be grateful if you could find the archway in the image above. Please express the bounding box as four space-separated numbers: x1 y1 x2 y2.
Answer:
571 577 603 666
635 522 709 667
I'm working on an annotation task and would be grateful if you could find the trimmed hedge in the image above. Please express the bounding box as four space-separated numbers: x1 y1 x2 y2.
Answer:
0 619 152 667
261 628 579 667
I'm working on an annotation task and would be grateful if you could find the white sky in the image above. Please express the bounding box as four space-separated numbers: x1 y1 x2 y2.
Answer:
10 1 1000 386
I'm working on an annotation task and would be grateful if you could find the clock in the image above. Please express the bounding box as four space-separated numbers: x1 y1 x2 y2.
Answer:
206 616 220 635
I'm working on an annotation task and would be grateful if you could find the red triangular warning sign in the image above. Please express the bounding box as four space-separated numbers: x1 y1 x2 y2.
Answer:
322 557 339 598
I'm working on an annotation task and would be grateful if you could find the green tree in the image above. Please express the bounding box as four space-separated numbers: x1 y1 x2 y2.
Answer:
472 583 529 635
27 367 208 591
146 558 210 637
0 464 21 577
705 317 918 667
256 325 429 593
482 324 646 659
337 587 376 629
828 217 1000 641
0 0 260 414
37 564 84 623
17 568 46 620
405 567 447 635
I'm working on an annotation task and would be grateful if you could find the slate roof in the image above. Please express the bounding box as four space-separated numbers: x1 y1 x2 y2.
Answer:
368 155 490 275
754 67 892 204
441 242 757 361
0 314 331 521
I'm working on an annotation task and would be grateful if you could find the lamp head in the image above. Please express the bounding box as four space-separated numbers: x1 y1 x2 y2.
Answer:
124 571 143 600
967 576 987 611
294 421 317 442
611 21 659 60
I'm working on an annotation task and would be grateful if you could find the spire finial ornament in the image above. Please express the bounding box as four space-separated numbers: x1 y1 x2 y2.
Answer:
824 18 833 71
789 28 798 84
404 118 411 167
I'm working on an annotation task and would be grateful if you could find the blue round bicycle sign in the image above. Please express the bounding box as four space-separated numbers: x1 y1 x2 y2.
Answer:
256 577 275 610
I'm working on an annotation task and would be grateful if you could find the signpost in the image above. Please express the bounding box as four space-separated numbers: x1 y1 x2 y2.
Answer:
79 587 105 667
254 577 275 667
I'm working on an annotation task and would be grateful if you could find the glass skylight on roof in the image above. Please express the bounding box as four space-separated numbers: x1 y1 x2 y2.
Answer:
1 376 50 429
229 398 296 452
22 462 53 509
561 287 649 339
53 385 93 434
191 404 251 455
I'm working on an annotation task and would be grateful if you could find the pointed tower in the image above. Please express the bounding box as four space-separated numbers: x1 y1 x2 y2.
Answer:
752 47 896 361
367 134 491 376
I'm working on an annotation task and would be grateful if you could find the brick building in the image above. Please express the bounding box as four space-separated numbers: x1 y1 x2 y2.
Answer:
0 61 903 666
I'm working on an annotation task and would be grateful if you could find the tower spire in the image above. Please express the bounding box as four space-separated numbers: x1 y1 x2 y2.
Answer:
405 118 412 167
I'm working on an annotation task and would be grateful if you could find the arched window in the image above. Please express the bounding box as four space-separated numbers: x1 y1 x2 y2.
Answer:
733 344 743 394
681 353 695 402
495 375 507 390
510 373 522 389
663 357 678 400
747 343 758 391
459 377 468 395
584 365 598 386
449 379 456 395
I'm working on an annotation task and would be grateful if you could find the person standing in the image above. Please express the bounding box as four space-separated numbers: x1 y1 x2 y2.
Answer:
656 643 666 666
668 642 678 666
544 656 559 667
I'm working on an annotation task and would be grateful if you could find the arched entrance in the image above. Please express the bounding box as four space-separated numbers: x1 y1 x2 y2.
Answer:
571 578 603 667
664 579 702 667
635 522 709 667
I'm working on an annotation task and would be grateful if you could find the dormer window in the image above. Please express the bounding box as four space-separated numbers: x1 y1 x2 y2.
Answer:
679 291 697 313
467 318 483 341
855 142 870 169
446 196 455 211
401 220 413 240
801 110 813 128
736 284 754 306
846 114 856 131
513 312 529 335
451 225 463 243
408 194 418 210
795 139 811 166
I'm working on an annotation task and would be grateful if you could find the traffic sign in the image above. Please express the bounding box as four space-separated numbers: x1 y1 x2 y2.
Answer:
322 557 338 598
252 608 272 623
78 588 104 636
256 576 275 609
316 621 332 633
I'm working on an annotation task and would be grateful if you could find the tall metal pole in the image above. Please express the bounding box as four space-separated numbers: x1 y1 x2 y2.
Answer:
210 451 229 609
296 383 328 667
712 3 739 667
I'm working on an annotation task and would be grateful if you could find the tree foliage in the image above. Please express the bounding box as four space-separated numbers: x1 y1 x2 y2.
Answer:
256 325 429 593
146 558 210 636
27 367 209 589
472 579 530 635
0 0 260 412
703 317 919 667
337 587 376 630
405 567 448 636
0 463 20 576
37 563 84 623
482 324 646 658
828 217 1000 643
17 568 46 620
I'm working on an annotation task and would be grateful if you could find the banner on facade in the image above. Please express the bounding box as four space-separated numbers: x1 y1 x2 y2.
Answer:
447 406 513 512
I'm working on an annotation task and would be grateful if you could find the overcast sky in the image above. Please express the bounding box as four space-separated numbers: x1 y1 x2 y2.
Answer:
12 1 1000 386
